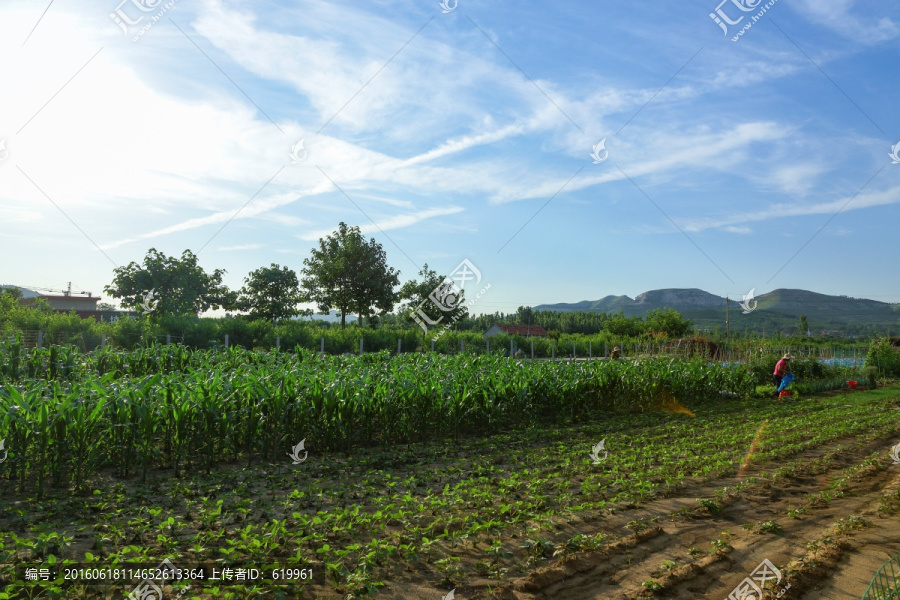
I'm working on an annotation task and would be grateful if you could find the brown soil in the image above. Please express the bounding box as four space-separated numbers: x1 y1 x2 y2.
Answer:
374 434 900 600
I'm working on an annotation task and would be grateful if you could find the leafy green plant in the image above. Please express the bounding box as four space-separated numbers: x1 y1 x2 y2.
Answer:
833 515 869 534
757 521 783 534
521 539 555 560
434 557 464 587
625 519 651 534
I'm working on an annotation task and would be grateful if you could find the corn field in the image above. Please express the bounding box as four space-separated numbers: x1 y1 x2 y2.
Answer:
0 341 754 494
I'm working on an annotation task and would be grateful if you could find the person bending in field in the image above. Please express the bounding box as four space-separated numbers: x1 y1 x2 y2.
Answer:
610 346 620 360
773 353 792 398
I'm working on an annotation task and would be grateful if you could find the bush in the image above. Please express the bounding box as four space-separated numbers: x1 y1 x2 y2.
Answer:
866 338 900 377
863 366 878 389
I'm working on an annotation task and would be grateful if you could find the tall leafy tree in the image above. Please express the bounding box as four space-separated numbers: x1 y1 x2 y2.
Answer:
398 263 470 338
346 230 400 327
236 264 308 322
516 305 534 325
104 248 235 316
301 223 400 329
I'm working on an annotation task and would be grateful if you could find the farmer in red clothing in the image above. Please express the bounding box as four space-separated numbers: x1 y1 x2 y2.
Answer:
773 353 792 397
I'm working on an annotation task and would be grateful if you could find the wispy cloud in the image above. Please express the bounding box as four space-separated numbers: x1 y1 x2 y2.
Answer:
794 0 899 42
218 243 262 251
682 183 900 233
101 188 330 250
489 122 787 204
770 163 829 196
2 0 898 310
298 205 465 241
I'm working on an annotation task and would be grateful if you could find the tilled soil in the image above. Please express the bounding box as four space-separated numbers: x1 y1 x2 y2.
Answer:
379 433 900 600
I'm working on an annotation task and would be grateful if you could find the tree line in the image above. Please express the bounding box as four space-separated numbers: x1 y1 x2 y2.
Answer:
101 222 444 330
6 221 693 339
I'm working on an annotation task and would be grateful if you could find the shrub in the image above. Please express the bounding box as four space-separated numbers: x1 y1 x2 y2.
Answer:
863 366 878 389
866 338 900 377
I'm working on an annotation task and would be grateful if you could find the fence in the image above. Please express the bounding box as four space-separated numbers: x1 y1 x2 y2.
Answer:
1 329 871 364
862 554 900 600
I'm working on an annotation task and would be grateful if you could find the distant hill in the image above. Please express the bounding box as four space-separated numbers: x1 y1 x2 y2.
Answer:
534 288 899 335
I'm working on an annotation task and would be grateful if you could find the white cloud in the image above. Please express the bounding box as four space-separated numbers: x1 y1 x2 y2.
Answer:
2 0 896 310
218 243 262 251
770 163 829 196
488 122 787 204
682 183 900 232
298 205 465 241
794 0 899 42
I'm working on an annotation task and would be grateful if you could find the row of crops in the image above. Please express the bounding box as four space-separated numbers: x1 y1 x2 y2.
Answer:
0 341 761 493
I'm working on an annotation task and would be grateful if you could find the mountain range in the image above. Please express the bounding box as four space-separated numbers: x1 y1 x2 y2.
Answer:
533 289 900 336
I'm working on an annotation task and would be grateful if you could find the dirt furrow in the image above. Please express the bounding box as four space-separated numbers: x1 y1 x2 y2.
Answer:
480 436 900 600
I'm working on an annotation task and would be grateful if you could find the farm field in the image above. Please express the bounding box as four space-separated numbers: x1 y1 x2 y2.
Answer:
1 346 899 599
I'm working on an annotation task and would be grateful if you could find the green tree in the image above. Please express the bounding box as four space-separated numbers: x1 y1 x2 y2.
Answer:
301 223 400 329
799 315 809 336
348 234 400 327
516 305 534 325
644 308 693 338
398 264 470 338
605 312 645 337
236 263 308 322
104 248 235 317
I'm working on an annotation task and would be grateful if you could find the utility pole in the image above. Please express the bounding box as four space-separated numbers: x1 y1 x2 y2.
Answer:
725 296 730 341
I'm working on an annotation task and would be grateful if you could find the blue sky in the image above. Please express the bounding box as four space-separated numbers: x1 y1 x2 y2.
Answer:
1 0 898 315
